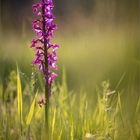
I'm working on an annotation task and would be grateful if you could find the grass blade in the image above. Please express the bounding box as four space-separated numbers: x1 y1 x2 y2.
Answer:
51 107 56 140
17 68 23 123
26 91 38 125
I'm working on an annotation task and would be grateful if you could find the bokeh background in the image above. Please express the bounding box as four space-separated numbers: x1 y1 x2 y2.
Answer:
0 0 140 95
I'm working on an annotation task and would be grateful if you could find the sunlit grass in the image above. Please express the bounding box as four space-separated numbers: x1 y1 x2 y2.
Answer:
0 70 139 140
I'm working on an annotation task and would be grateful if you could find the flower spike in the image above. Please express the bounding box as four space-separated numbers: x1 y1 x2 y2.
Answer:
31 0 59 86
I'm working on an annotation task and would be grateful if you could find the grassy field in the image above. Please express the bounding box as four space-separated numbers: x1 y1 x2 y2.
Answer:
0 69 139 140
0 21 139 139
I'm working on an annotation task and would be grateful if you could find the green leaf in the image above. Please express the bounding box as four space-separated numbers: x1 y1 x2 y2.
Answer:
26 91 38 125
17 67 23 123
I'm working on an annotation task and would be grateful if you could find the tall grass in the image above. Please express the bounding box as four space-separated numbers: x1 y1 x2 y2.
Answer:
0 70 139 140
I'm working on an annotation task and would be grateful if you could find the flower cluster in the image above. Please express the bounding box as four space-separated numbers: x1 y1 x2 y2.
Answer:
31 0 59 85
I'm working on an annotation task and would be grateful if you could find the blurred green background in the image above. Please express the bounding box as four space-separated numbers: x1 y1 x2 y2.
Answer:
0 1 140 139
0 0 139 94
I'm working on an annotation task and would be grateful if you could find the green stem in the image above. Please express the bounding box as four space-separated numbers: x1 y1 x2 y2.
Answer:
44 81 50 139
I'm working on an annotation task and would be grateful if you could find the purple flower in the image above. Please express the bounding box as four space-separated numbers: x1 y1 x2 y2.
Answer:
31 0 59 86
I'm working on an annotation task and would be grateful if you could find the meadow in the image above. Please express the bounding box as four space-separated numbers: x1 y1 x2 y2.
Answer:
0 13 140 140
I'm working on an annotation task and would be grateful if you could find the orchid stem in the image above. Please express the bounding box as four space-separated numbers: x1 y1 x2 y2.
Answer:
42 3 50 140
31 1 59 138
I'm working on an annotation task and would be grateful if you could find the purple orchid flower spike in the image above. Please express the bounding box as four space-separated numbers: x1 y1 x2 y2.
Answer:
31 0 59 87
31 0 59 137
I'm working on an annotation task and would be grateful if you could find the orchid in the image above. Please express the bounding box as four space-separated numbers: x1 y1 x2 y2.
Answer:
31 0 59 137
31 0 59 87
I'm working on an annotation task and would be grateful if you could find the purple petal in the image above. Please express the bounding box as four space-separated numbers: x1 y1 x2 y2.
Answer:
52 63 57 69
53 44 59 49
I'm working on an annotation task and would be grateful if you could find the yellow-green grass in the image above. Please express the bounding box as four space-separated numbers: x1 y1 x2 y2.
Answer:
0 70 139 140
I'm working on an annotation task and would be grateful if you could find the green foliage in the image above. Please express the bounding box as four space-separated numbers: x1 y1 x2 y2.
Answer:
0 71 139 140
17 68 23 125
26 91 38 126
